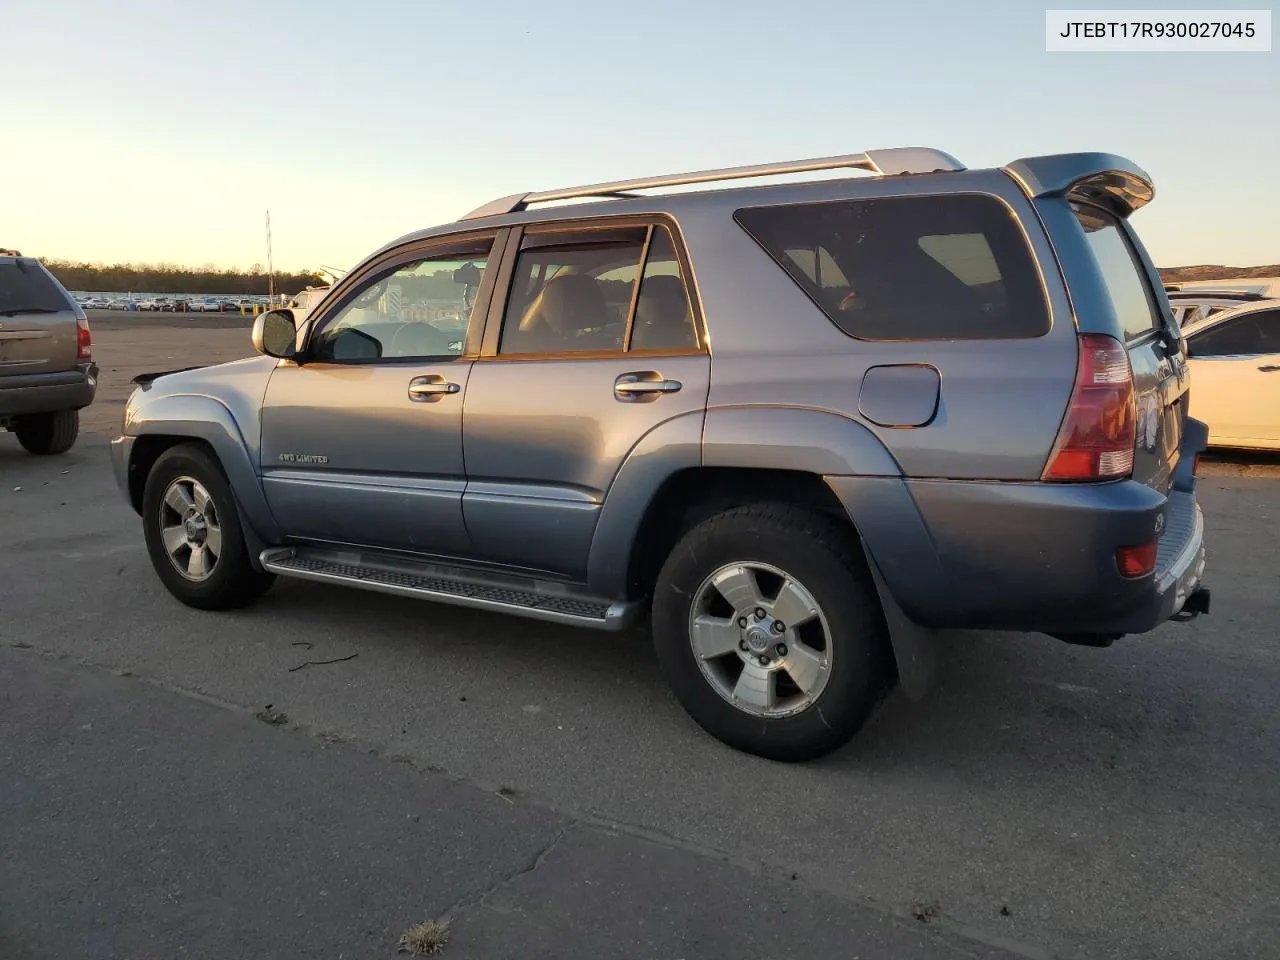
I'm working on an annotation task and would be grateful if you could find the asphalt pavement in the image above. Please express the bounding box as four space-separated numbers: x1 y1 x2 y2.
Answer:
1 316 1277 959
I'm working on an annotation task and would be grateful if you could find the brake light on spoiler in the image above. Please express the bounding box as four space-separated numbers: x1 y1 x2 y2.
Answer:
1042 334 1136 481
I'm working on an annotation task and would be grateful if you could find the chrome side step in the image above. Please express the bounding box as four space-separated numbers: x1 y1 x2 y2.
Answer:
259 547 639 631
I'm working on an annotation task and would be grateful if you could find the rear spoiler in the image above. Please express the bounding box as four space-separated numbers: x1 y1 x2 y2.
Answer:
1002 153 1154 218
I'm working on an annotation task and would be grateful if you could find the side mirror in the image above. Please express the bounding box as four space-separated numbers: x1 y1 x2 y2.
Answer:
252 309 298 359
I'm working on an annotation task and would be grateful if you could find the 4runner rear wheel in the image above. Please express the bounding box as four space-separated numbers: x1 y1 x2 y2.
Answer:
141 443 274 610
651 504 893 762
14 410 79 455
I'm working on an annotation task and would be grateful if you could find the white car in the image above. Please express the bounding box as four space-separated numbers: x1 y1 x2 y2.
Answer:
1184 298 1280 451
189 297 222 312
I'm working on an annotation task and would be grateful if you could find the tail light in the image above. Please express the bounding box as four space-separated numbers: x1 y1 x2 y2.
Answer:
76 316 93 361
1042 334 1135 481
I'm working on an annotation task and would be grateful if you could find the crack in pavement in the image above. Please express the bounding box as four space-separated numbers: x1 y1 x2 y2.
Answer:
434 823 578 925
2 645 1083 960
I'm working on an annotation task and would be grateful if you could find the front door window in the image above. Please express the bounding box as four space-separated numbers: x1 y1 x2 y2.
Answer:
311 239 493 363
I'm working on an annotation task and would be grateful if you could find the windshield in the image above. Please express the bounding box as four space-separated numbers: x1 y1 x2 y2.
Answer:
0 260 71 314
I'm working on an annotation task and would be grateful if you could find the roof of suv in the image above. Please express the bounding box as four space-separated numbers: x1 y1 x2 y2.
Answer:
366 148 1156 264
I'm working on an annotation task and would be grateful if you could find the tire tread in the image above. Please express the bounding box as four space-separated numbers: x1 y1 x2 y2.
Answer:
141 443 274 611
15 410 79 455
651 501 893 762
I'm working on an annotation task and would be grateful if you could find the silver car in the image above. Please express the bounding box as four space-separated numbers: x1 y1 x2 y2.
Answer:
110 146 1211 760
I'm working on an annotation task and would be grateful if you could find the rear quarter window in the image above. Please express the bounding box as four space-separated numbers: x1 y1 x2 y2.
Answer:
0 259 72 314
733 193 1049 340
1071 203 1162 341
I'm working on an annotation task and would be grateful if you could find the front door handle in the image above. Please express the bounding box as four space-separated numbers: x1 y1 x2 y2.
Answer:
1259 364 1280 373
408 375 460 402
614 372 682 401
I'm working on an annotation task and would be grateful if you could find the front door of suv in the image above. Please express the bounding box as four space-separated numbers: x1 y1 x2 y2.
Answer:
462 221 710 579
258 233 501 557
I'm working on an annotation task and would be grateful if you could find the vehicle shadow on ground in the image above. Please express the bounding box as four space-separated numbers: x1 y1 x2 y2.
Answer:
245 574 1259 804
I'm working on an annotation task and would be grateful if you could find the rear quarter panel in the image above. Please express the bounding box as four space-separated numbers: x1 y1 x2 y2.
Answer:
675 170 1079 481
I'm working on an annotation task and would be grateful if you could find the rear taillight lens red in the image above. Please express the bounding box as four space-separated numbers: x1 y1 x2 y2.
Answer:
1116 539 1158 578
1042 334 1135 481
76 317 92 361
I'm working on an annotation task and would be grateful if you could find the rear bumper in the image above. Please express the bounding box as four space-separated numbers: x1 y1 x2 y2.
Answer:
0 363 98 418
826 473 1208 638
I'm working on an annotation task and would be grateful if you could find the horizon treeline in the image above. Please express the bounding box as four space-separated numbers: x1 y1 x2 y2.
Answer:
32 256 1280 295
40 259 326 295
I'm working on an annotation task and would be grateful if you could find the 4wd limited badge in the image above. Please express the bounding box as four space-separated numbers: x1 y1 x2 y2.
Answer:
279 453 329 465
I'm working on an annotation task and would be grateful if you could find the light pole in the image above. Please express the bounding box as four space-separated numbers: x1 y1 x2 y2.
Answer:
265 210 275 305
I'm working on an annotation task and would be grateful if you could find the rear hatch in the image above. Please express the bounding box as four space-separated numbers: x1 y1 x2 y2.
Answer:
1067 202 1188 496
0 257 81 377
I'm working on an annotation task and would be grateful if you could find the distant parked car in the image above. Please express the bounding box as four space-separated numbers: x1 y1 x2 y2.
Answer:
284 285 332 323
189 298 221 312
1184 298 1280 450
108 298 131 310
1 253 97 454
1167 289 1269 327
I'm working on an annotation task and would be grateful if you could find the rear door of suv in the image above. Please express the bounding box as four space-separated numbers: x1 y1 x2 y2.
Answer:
0 257 80 377
461 218 710 580
1066 202 1189 495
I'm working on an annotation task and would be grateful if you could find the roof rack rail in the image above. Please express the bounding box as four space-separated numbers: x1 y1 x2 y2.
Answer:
459 147 965 221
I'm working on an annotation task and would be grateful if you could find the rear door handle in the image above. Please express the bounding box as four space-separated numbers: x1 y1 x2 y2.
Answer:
408 375 460 402
614 372 682 400
1259 365 1280 372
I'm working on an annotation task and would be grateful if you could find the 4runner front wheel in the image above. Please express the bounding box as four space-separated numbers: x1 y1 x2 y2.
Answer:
14 410 79 455
651 504 893 762
141 443 274 610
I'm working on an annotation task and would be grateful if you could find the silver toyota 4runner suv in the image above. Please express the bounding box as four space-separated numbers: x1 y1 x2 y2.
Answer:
110 147 1211 761
1 251 98 454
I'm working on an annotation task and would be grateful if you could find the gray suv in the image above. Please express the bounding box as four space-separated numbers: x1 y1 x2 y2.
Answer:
1 251 98 454
109 147 1211 761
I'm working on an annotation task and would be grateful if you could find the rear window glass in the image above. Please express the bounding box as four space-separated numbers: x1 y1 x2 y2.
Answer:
1071 203 1161 341
733 193 1049 340
0 260 71 314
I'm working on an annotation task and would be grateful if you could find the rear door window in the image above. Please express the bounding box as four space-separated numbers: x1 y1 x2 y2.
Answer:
0 260 72 314
497 224 701 356
733 193 1049 340
1071 203 1162 341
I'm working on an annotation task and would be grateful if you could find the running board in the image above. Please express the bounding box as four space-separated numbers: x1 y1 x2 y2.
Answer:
259 547 639 631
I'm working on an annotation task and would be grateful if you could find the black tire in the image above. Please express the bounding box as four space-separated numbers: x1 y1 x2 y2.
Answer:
651 503 894 762
141 443 274 610
14 410 79 455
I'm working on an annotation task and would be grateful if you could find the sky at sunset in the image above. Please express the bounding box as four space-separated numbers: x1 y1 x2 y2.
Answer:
6 0 1277 272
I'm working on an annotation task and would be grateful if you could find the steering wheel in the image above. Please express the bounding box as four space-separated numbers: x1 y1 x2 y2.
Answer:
388 320 450 358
